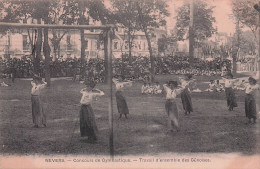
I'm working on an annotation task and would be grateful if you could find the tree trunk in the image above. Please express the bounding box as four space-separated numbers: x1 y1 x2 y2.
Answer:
104 31 109 83
189 0 194 67
120 38 125 76
35 19 42 75
52 31 58 61
51 30 67 61
80 29 86 79
233 20 240 75
144 28 155 82
43 28 51 86
128 29 132 63
136 4 154 82
53 44 57 61
232 55 237 75
258 3 260 74
27 29 36 66
58 43 61 58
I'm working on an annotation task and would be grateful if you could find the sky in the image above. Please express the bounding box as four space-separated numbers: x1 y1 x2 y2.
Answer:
105 0 236 34
166 0 236 34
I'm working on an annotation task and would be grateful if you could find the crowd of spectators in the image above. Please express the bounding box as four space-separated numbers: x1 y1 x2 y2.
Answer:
0 54 231 82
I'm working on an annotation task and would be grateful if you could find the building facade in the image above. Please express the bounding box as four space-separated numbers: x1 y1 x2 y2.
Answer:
0 24 167 60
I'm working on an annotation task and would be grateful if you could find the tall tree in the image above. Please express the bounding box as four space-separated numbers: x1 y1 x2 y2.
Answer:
232 0 259 75
231 20 242 74
48 1 68 60
189 0 194 66
50 30 68 60
135 0 169 82
232 0 258 40
175 0 216 46
0 0 54 85
30 0 58 85
88 0 114 83
239 30 257 56
111 0 139 62
61 0 112 82
61 0 90 79
229 29 257 56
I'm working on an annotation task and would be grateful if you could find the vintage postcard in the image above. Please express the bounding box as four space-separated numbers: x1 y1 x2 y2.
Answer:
0 0 259 168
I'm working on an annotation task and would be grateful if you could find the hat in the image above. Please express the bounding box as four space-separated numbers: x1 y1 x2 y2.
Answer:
185 74 193 79
248 77 257 84
33 75 42 81
226 72 233 78
120 75 126 80
84 80 96 88
116 75 125 81
168 81 178 87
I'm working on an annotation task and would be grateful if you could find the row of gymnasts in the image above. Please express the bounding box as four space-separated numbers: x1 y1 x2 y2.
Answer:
29 73 259 143
160 73 259 133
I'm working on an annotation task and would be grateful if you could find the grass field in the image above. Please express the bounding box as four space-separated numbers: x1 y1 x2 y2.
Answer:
0 74 259 156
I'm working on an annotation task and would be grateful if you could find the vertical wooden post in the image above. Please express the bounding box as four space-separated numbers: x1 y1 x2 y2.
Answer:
257 1 260 74
107 28 114 158
256 2 260 120
43 27 51 86
35 19 42 75
104 32 109 83
80 29 86 78
189 0 194 67
257 2 260 126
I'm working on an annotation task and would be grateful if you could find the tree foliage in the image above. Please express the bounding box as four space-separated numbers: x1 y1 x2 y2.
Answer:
0 0 61 85
111 0 139 60
135 0 169 82
231 30 257 56
158 34 178 55
60 0 113 81
109 0 169 81
175 0 216 44
231 0 258 39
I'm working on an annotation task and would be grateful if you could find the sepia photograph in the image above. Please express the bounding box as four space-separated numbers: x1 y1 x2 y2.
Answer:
0 0 259 168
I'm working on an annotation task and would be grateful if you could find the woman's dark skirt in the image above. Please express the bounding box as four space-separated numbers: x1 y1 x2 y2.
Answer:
80 104 98 140
31 95 46 126
245 94 256 120
225 87 237 109
115 90 129 115
181 88 193 112
165 99 179 128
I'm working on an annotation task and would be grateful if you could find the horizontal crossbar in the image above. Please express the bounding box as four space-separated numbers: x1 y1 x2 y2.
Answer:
0 22 115 30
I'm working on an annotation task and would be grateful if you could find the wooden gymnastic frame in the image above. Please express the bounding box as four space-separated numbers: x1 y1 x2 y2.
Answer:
0 21 115 158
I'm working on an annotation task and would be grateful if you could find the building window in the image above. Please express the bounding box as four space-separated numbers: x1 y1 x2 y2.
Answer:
138 41 142 50
113 41 119 50
143 41 146 51
94 40 98 50
23 35 30 51
67 34 72 50
133 41 138 49
124 41 128 50
85 40 88 50
91 40 97 50
97 40 101 50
